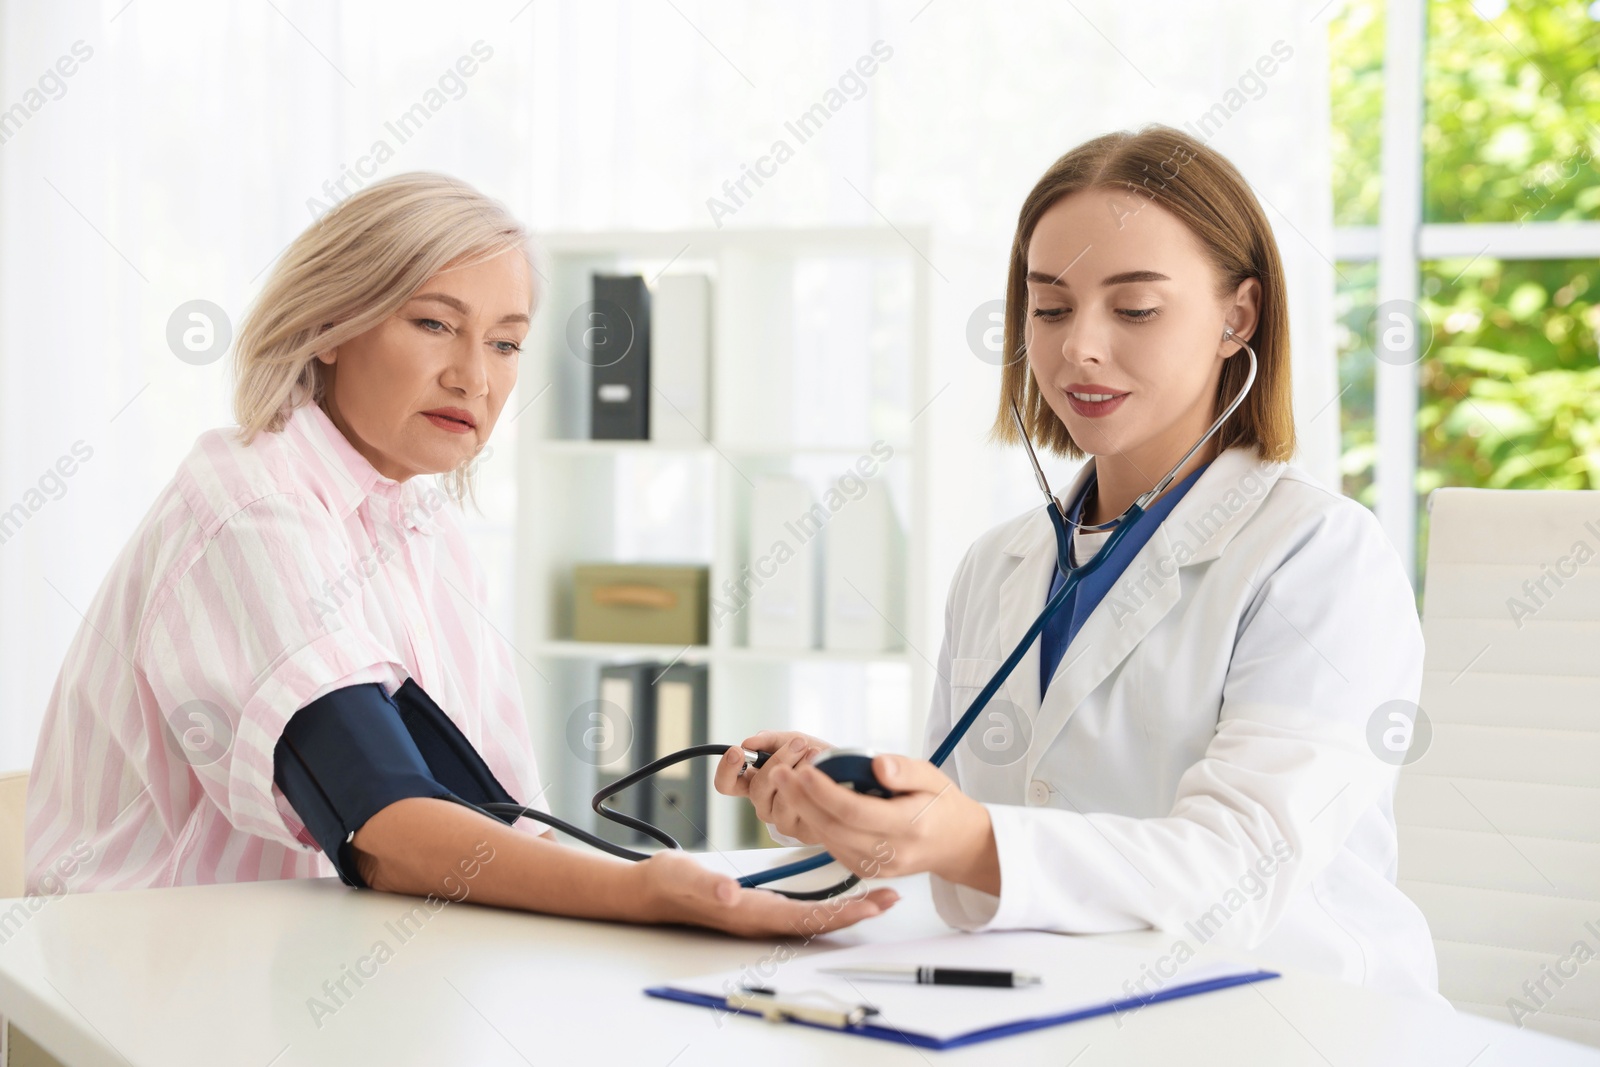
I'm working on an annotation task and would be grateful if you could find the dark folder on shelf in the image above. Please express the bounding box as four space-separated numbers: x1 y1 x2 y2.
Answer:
647 662 709 849
593 661 658 849
589 273 651 440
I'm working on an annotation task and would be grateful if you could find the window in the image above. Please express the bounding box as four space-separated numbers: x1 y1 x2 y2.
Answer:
1329 0 1600 592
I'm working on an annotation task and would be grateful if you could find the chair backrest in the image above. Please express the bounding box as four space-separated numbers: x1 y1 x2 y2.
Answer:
0 771 27 900
0 772 70 1067
1398 487 1600 1048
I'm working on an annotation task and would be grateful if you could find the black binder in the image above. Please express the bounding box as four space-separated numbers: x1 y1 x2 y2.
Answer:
589 273 651 440
592 661 657 848
646 662 710 849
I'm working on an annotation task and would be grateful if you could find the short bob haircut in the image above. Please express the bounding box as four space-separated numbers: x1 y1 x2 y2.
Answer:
232 171 537 506
988 124 1295 464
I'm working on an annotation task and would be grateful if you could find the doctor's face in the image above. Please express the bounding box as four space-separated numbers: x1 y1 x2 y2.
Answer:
315 248 533 482
1023 187 1257 471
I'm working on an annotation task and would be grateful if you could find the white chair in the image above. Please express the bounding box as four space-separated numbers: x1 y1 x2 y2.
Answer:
0 771 65 1067
1398 487 1600 1047
0 771 27 900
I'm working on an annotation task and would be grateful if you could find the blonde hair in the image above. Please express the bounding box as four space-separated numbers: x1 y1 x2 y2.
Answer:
232 171 537 506
989 124 1295 463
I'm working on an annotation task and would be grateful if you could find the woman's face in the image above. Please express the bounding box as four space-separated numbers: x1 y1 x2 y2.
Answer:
316 248 533 482
1023 186 1258 472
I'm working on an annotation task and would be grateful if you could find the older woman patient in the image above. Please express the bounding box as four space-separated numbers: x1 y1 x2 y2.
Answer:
24 172 895 936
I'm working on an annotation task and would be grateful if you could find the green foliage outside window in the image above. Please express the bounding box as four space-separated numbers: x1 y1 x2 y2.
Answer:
1330 0 1600 582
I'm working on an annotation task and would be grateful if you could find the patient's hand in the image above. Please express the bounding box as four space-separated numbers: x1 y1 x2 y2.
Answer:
713 731 831 845
634 850 898 936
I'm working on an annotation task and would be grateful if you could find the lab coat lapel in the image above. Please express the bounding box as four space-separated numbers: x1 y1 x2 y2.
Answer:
991 460 1098 735
997 447 1288 781
1023 521 1185 780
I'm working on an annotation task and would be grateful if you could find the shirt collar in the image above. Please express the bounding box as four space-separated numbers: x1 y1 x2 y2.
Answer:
1009 445 1287 565
1067 457 1212 529
282 401 439 537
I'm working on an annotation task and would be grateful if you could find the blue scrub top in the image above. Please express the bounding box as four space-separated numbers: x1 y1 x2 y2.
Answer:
1039 459 1212 697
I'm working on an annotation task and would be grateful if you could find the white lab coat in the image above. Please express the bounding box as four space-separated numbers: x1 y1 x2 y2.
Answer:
923 444 1447 1008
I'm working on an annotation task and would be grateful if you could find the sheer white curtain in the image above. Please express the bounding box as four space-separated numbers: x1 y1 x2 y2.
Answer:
0 0 1334 770
0 0 537 767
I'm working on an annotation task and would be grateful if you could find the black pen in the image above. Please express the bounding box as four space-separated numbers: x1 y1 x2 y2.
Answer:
820 965 1042 988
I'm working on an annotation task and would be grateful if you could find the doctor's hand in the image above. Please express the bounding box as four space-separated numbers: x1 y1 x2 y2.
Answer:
767 754 1001 894
631 849 899 938
713 731 832 845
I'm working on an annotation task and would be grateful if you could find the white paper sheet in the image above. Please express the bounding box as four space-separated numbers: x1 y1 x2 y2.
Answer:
657 929 1275 1044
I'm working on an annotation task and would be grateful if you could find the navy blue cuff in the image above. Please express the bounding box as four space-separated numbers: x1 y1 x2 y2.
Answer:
273 682 455 888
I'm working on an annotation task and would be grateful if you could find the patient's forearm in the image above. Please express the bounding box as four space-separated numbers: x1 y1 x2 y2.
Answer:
349 796 648 920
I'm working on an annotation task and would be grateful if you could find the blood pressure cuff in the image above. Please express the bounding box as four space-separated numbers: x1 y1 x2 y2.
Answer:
272 678 519 889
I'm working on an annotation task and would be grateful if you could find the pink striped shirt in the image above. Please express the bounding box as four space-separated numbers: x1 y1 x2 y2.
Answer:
25 400 546 893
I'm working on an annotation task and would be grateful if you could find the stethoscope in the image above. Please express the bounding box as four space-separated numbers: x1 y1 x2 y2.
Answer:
466 328 1258 900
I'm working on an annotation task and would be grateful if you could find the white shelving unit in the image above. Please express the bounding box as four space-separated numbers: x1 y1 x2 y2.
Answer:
513 227 934 852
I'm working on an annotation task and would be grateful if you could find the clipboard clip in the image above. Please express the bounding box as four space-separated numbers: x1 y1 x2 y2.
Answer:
727 985 880 1030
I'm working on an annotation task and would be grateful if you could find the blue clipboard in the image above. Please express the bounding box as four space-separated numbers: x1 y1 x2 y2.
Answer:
645 966 1280 1050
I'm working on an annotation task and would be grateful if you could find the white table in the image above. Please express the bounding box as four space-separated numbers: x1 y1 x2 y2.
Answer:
0 849 1594 1066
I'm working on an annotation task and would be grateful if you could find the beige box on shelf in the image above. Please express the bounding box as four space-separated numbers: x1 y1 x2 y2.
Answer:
573 563 709 645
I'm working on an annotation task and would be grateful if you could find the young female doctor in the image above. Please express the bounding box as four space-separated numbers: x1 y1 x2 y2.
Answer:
716 125 1445 1005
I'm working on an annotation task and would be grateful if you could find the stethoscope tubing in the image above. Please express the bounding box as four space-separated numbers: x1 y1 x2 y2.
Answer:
413 497 1147 897
736 501 1148 889
734 335 1256 892
478 337 1260 899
